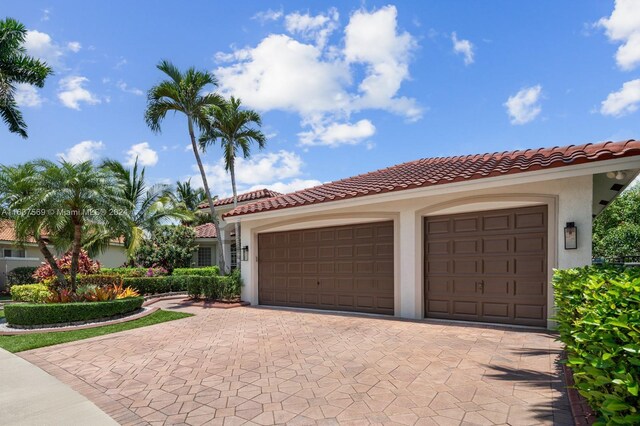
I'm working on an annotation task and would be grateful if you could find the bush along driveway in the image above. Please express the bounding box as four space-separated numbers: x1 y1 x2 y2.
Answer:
20 300 572 425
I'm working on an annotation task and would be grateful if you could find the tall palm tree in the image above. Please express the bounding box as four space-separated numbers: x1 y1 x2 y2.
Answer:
0 18 53 138
26 160 129 291
174 178 208 225
199 96 266 267
0 162 67 285
102 158 191 256
145 60 228 272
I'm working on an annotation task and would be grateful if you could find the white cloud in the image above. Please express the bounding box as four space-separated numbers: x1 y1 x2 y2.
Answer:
193 150 318 196
451 32 474 65
215 5 420 147
285 8 339 48
57 76 100 110
14 84 43 108
598 0 640 70
24 30 64 67
117 81 144 96
299 119 375 147
67 41 81 52
504 85 543 125
252 9 283 23
57 140 105 163
41 9 50 22
126 142 159 167
600 79 640 116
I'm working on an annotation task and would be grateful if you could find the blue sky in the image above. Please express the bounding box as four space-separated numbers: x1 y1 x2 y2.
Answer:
3 1 640 196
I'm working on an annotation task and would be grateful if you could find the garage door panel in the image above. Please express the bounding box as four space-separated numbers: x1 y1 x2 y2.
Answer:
259 221 394 315
425 205 547 327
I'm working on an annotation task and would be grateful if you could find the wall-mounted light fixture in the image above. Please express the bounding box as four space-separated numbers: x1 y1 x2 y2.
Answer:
564 222 577 250
241 246 249 261
606 171 627 181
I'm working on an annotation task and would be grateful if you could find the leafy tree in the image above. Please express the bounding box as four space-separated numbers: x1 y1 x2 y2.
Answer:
134 225 197 272
0 18 53 138
0 162 67 285
593 184 640 258
101 158 191 256
145 60 227 272
199 96 266 266
25 160 129 291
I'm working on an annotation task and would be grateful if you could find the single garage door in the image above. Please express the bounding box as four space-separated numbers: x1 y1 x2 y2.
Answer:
258 221 394 315
425 205 547 327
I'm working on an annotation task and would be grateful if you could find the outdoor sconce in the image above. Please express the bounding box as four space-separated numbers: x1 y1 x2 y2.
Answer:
241 246 249 261
564 222 577 250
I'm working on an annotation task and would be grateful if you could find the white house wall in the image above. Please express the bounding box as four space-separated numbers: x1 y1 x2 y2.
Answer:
239 175 594 328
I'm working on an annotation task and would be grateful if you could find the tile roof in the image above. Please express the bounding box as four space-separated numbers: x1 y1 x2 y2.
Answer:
194 223 217 239
0 220 38 243
198 188 283 210
225 139 640 218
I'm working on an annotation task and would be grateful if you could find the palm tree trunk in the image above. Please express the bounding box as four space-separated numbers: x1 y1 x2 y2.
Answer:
188 117 227 273
36 238 67 286
229 162 241 271
69 213 82 292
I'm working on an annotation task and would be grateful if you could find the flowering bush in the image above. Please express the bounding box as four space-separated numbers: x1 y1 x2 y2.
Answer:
33 250 101 282
146 266 169 277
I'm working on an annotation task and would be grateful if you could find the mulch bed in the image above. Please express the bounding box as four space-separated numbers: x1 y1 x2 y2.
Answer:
562 361 597 425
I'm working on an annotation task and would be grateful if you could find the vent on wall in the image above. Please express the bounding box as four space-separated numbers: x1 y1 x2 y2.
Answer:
610 183 624 191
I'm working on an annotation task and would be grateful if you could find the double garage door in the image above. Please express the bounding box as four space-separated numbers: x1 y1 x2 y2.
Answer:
257 205 548 326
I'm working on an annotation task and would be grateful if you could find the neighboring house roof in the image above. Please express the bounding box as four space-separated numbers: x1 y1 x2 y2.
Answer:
194 223 217 239
225 139 640 218
197 188 283 210
0 220 37 243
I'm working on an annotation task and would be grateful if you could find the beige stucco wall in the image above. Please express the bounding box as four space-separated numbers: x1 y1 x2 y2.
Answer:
234 161 617 328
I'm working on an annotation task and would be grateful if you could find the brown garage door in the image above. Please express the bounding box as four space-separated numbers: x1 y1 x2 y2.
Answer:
425 205 547 326
258 221 394 315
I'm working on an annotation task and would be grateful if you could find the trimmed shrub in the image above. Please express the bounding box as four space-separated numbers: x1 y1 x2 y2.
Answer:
7 267 38 287
187 279 203 299
10 284 50 303
123 277 172 295
77 274 123 287
173 266 220 277
101 267 148 277
219 269 242 300
122 275 218 296
4 297 144 326
554 265 640 425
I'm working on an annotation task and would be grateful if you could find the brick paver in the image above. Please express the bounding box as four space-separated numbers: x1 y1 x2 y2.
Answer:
20 301 572 425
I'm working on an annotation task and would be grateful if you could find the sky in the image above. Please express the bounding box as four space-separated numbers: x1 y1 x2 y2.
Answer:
3 1 640 197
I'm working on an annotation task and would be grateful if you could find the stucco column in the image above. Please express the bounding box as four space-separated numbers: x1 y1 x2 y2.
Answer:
398 209 422 319
240 224 258 305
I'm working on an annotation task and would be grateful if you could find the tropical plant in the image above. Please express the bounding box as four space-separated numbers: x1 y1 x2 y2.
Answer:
174 179 208 225
145 60 227 272
593 184 640 258
0 163 67 285
199 96 266 266
0 17 53 138
33 249 101 282
101 158 191 256
25 160 129 291
134 225 197 272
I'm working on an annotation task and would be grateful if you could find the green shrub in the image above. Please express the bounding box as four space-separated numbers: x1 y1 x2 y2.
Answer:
219 269 242 300
173 266 220 277
10 284 50 303
202 276 218 300
123 277 172 295
4 297 144 326
77 274 123 287
554 265 640 425
187 279 203 299
101 267 148 277
7 267 38 287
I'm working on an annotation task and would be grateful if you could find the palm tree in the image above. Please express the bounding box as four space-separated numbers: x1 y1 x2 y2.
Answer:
145 60 228 272
0 162 67 285
199 97 266 267
0 18 53 138
101 158 191 256
174 178 208 225
27 160 129 291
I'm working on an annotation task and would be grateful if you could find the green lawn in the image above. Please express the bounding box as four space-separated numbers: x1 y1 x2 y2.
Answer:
0 310 192 353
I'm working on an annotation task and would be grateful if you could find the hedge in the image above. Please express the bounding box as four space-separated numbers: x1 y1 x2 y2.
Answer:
10 284 50 303
4 297 144 326
173 266 220 277
101 267 148 277
554 265 640 425
122 275 216 296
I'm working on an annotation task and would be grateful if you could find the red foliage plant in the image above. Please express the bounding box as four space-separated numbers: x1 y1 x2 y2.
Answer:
33 250 101 282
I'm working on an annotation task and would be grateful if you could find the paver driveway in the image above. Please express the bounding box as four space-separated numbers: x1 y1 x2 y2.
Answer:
21 300 572 425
